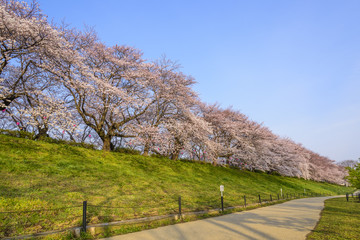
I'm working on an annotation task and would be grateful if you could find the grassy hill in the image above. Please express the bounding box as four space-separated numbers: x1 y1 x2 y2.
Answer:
0 134 353 238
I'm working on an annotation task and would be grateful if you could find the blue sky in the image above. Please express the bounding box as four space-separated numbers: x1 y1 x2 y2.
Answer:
35 0 360 162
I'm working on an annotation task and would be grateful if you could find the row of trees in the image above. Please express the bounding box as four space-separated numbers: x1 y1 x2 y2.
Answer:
0 0 347 184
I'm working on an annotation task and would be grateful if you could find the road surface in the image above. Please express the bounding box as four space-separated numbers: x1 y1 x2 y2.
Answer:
102 196 339 240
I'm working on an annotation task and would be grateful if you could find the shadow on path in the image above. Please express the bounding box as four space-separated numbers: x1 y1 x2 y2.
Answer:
102 196 338 240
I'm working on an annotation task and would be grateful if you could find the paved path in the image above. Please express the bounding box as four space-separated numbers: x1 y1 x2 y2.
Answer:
103 196 339 240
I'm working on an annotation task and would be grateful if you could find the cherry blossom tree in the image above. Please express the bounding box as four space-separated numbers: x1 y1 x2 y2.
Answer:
268 138 310 178
56 33 159 151
0 0 80 140
200 104 258 165
163 107 215 161
0 0 70 110
128 57 199 156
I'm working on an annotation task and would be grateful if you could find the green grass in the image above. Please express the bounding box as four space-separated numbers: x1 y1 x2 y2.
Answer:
307 197 360 240
0 134 353 238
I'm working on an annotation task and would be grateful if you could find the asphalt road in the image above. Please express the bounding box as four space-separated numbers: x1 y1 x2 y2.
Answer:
102 196 339 240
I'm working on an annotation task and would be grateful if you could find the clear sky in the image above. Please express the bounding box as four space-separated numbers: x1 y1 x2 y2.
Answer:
34 0 360 162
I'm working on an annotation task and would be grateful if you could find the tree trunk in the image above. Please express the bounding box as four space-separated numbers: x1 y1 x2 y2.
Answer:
102 136 113 151
143 143 150 156
171 138 181 160
171 149 179 160
35 127 49 140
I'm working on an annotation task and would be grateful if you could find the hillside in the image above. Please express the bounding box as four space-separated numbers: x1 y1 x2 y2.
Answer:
0 134 352 238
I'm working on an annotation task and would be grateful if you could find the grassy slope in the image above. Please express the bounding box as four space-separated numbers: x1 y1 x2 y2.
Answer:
0 134 353 237
307 197 360 240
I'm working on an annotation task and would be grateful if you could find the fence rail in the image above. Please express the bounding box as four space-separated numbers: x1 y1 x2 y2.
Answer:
0 191 352 238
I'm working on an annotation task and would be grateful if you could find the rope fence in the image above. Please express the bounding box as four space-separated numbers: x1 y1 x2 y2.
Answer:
0 191 349 238
0 205 83 214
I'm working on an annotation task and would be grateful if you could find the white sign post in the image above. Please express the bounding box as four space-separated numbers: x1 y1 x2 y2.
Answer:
280 188 283 197
220 185 224 197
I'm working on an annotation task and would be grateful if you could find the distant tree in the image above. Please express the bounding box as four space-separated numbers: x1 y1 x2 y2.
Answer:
345 159 360 188
338 159 358 169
